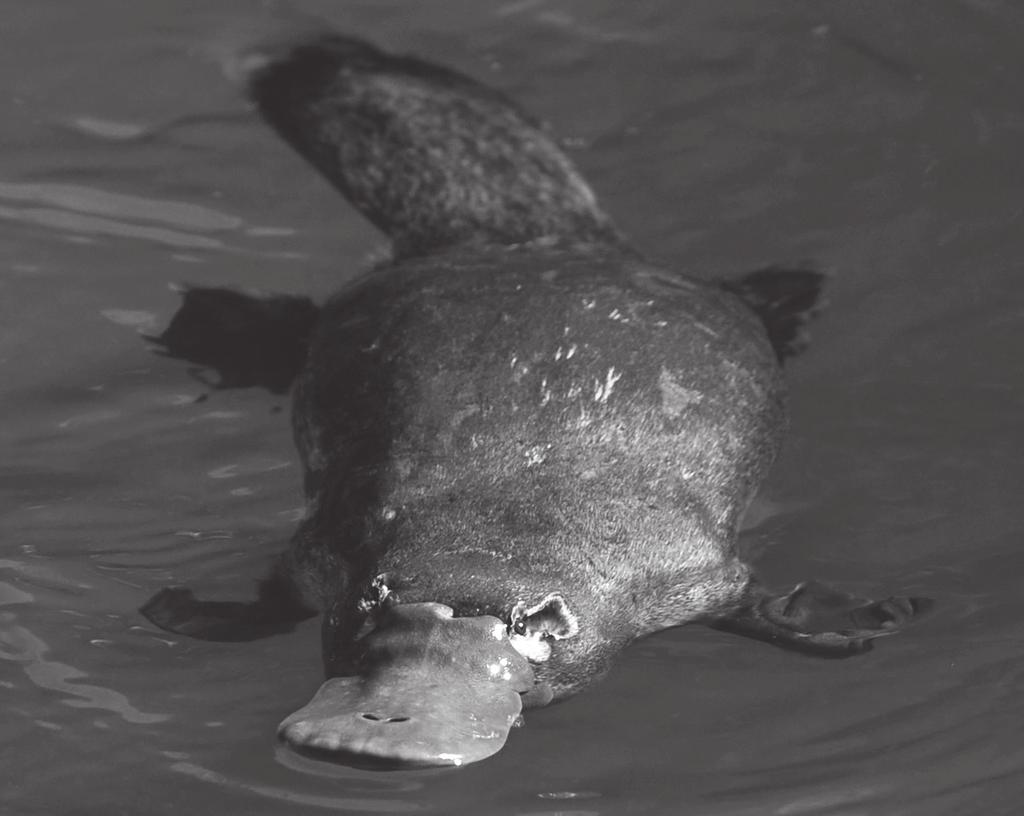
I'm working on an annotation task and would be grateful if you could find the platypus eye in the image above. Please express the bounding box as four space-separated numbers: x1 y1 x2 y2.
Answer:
508 593 580 642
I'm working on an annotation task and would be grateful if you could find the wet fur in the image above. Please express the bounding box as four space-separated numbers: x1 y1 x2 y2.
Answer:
241 33 813 699
246 34 624 259
142 29 926 710
281 249 782 696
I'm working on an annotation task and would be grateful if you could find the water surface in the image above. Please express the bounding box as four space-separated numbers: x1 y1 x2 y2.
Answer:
3 1 1023 814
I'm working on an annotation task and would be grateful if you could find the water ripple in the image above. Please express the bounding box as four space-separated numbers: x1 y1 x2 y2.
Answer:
0 593 168 725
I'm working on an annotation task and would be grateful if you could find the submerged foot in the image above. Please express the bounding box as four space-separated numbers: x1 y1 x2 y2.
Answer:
141 580 315 642
147 286 318 393
709 580 932 657
721 265 827 363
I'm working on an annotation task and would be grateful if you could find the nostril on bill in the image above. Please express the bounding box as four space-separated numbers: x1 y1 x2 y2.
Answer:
360 713 410 723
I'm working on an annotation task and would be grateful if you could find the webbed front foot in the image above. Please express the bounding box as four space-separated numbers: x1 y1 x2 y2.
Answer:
709 580 932 657
140 579 315 642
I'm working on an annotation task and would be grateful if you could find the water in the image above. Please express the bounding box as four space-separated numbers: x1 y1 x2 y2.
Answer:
3 1 1023 813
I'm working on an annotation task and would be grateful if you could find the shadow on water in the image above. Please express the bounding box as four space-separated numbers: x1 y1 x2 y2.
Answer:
169 750 428 812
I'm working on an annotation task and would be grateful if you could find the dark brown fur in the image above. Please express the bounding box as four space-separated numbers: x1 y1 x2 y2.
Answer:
284 248 781 696
142 30 927 718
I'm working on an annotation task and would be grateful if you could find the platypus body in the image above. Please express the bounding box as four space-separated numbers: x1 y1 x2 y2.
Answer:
143 30 927 768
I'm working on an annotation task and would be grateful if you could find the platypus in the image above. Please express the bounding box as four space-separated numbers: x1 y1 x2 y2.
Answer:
142 29 928 768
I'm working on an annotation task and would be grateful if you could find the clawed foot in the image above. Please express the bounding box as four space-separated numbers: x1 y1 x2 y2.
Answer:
141 587 245 640
141 586 197 631
140 586 306 642
767 580 931 638
710 580 932 657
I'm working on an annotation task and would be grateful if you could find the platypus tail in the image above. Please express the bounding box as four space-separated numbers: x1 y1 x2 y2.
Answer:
239 32 622 258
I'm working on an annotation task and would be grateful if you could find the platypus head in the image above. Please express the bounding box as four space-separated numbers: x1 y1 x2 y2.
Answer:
280 569 598 765
277 592 586 768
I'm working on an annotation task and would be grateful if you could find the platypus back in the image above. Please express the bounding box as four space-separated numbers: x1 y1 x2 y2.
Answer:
243 33 622 258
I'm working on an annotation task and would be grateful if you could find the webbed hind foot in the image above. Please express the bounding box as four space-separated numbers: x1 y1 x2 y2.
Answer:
709 580 932 657
147 286 318 394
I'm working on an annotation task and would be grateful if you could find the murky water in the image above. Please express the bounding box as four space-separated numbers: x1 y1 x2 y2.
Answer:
3 1 1023 814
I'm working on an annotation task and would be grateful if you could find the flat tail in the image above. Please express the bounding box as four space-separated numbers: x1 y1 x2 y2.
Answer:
237 32 622 258
721 266 827 363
